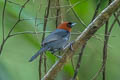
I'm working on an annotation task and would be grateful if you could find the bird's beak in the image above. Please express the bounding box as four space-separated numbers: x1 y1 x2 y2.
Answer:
71 23 77 27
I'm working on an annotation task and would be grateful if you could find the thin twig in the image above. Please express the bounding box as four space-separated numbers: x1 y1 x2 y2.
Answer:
8 31 80 37
9 31 51 37
0 36 10 55
72 44 86 80
55 0 61 56
44 54 47 74
55 0 61 27
13 0 88 22
71 57 75 71
21 0 87 22
39 54 43 80
34 0 43 43
113 13 120 27
68 0 87 27
61 0 88 20
102 21 108 80
19 0 88 22
92 35 112 49
39 0 51 80
10 30 117 37
41 0 51 41
8 0 22 6
92 0 103 21
108 14 120 35
0 0 8 54
34 12 39 40
2 0 7 41
102 1 112 80
0 0 30 55
8 0 30 36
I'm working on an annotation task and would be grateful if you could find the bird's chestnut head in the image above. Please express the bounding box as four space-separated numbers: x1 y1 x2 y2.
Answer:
57 22 76 32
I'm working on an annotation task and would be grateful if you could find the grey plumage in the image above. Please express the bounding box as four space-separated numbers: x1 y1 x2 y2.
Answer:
29 29 70 62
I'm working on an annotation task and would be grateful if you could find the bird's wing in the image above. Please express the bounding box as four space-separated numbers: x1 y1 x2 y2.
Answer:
42 29 70 46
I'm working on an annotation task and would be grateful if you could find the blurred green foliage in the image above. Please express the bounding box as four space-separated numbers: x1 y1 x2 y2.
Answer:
0 0 120 80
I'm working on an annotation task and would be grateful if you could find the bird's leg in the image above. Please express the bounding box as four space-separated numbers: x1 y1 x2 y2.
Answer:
69 41 74 51
53 54 62 58
63 41 74 51
51 49 62 58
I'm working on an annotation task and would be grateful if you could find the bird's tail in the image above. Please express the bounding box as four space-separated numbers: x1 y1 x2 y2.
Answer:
29 47 48 62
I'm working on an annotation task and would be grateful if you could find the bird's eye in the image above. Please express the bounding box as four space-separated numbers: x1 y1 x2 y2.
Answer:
67 22 76 28
67 22 72 28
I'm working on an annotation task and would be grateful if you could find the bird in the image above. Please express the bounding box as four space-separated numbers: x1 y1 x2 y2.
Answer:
29 22 76 62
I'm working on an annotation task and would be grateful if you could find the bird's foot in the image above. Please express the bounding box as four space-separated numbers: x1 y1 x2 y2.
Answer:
50 49 62 58
63 41 74 51
53 54 62 58
69 41 74 51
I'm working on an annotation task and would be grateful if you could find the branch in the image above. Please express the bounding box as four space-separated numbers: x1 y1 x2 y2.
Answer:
9 31 82 37
102 1 111 80
8 0 30 35
8 0 22 6
39 0 51 80
91 10 120 80
41 0 51 41
2 0 7 41
102 21 108 80
55 0 61 27
72 44 86 80
42 0 120 80
113 13 120 27
92 0 103 20
0 0 30 55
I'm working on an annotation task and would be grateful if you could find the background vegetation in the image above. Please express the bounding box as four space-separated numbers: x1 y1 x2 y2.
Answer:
0 0 120 80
